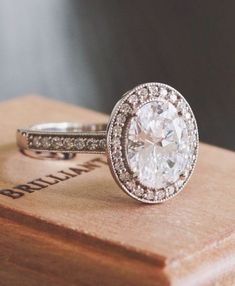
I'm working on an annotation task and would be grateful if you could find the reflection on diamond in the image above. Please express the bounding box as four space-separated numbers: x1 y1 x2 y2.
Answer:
126 100 191 189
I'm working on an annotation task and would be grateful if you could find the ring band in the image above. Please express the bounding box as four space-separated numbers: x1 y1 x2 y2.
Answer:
17 122 107 154
17 82 199 204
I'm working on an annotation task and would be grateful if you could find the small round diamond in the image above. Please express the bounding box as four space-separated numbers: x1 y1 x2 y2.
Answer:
87 138 98 150
144 190 154 200
126 180 135 190
63 138 74 150
156 190 166 200
99 138 106 149
160 88 168 97
120 103 131 114
112 137 121 148
138 88 148 100
113 125 122 136
169 92 177 103
116 114 126 125
167 186 175 196
177 100 186 114
188 120 195 130
51 137 63 149
176 179 184 188
119 172 130 182
74 138 85 150
185 112 191 120
114 160 125 172
133 186 144 197
32 136 41 148
113 149 122 157
41 137 51 149
128 94 139 106
148 85 158 96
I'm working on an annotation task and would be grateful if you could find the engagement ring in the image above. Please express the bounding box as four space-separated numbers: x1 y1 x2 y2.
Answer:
17 82 199 203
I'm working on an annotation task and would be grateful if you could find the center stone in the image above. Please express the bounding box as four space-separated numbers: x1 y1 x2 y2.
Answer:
126 100 190 189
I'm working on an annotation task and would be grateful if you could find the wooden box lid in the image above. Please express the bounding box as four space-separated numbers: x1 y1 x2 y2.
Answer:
0 96 235 286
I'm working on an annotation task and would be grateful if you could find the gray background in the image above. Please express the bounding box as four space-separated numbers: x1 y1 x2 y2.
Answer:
0 0 234 150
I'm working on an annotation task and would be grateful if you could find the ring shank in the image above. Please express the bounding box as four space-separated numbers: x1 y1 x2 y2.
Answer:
17 122 107 156
29 122 107 132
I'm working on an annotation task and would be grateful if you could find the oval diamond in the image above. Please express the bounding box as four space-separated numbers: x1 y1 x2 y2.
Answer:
126 100 190 189
107 82 198 203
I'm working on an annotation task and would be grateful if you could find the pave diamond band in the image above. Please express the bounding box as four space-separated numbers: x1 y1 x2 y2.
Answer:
17 82 199 204
17 122 107 154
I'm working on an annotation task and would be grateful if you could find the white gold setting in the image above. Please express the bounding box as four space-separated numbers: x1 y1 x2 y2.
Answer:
17 82 199 204
107 82 199 204
17 123 107 154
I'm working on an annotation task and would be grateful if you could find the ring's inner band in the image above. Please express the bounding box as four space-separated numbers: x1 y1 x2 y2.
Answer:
17 122 108 157
30 122 107 132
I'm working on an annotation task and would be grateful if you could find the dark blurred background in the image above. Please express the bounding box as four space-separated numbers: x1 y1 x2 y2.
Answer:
0 0 234 150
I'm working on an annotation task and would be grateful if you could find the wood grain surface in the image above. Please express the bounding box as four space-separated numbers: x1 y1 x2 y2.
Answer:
0 96 234 286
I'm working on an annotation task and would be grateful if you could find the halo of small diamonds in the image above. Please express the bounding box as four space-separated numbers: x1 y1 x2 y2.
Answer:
107 82 199 204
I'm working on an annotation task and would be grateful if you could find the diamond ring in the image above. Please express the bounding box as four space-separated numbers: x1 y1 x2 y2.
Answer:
17 82 199 203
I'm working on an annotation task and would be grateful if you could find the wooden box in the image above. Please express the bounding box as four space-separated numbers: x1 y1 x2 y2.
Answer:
0 96 235 286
